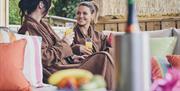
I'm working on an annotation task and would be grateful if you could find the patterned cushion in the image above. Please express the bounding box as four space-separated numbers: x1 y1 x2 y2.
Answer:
151 57 169 81
166 55 180 69
0 30 43 87
151 57 163 81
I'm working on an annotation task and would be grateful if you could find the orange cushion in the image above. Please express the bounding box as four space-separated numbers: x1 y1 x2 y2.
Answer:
0 39 31 91
151 57 163 81
166 55 180 69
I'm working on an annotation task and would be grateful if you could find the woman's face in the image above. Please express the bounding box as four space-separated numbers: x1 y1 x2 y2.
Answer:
76 5 93 26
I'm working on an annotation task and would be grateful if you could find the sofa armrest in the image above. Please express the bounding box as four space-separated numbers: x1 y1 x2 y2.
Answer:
172 28 180 54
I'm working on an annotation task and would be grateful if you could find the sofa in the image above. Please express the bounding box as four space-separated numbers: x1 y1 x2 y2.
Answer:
146 28 180 55
111 28 180 83
103 28 180 55
0 27 180 91
0 27 59 91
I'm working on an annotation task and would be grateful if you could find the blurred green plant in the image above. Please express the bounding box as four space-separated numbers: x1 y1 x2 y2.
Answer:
9 0 91 24
51 0 80 19
51 0 91 19
9 0 21 24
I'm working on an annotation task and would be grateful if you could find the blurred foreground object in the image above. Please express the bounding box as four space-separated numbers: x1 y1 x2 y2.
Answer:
152 68 180 91
113 0 151 91
48 69 106 91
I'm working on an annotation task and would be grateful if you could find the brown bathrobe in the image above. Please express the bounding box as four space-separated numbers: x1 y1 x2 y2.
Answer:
18 16 115 90
72 25 112 56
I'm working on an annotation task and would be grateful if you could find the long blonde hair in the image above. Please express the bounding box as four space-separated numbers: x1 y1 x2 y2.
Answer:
91 1 99 24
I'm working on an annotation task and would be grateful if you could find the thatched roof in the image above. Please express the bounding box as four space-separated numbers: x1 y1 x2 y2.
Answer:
94 0 180 18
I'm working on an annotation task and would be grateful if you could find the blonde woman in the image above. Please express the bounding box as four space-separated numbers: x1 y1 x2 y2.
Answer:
72 1 112 56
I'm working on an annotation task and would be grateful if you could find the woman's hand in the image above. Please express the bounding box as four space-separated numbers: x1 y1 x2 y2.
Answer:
80 45 93 55
72 55 85 63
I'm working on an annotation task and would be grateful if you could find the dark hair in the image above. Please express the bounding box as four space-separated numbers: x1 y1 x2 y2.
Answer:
78 1 99 24
18 0 51 23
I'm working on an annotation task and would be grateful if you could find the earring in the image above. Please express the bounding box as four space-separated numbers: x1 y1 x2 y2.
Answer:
39 1 44 9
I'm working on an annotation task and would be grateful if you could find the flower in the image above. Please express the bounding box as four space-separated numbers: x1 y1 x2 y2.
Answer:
151 68 180 91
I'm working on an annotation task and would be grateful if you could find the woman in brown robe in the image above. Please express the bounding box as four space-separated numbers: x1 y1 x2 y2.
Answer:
72 1 112 56
18 0 115 90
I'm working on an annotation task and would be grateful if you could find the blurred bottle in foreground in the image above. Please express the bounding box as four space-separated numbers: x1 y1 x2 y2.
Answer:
113 0 151 91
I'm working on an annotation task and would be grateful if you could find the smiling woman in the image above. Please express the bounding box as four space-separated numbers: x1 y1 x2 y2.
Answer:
72 1 112 56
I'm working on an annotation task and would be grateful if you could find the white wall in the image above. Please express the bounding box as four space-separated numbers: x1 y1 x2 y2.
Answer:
0 0 9 27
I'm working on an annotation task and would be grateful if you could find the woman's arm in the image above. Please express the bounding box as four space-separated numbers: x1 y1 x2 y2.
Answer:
41 39 73 66
100 32 112 51
19 23 73 66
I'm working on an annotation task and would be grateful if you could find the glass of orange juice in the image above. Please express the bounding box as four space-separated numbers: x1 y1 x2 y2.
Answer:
85 38 92 49
64 28 73 36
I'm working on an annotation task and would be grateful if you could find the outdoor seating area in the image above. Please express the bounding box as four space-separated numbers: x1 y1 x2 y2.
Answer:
1 0 180 91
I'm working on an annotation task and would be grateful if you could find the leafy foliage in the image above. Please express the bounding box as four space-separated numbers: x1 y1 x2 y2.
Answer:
9 0 91 24
9 0 21 24
51 0 91 19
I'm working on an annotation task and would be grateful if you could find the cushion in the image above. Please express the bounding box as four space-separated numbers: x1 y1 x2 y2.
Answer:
0 39 31 91
172 28 180 54
150 37 177 58
0 30 43 87
166 55 180 69
151 57 169 81
146 28 172 38
151 57 163 81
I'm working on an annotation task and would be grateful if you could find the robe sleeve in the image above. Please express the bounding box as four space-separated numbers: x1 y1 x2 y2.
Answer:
71 30 82 55
19 23 73 66
100 32 112 51
71 43 81 55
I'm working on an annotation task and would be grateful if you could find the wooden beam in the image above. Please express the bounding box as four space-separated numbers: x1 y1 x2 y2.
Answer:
97 17 180 24
96 17 180 31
